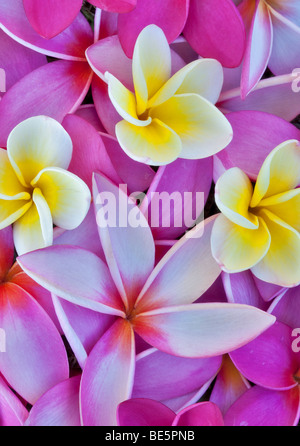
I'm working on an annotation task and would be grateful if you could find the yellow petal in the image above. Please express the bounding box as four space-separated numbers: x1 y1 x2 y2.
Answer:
251 209 300 287
105 72 151 126
257 188 300 231
13 193 53 255
215 167 258 229
251 140 300 207
148 58 224 109
0 149 29 199
32 167 91 230
150 93 233 159
132 24 171 115
0 199 32 230
7 116 73 186
211 213 271 273
115 118 182 165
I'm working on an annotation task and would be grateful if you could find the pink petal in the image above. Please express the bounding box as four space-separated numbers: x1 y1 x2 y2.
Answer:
195 275 228 304
93 172 155 310
62 114 121 190
118 0 189 58
241 0 273 98
135 216 221 312
173 402 224 426
0 0 93 60
134 303 275 358
230 322 300 390
89 0 136 13
0 282 69 404
92 76 121 136
252 274 283 301
0 60 93 147
22 0 83 39
117 398 175 426
213 111 300 182
74 104 106 132
100 132 155 194
0 375 28 426
209 355 249 415
132 348 222 407
183 0 246 68
0 29 46 95
145 157 212 240
17 245 124 316
222 270 268 310
80 319 135 426
25 375 81 426
0 227 14 282
269 287 300 329
224 386 300 426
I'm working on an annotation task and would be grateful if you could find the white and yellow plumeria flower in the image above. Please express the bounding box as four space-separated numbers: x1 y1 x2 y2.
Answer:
105 24 233 165
0 116 91 255
211 140 300 287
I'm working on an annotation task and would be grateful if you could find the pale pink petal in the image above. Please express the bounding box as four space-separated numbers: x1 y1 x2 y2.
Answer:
213 111 300 182
134 303 275 358
93 172 155 310
118 0 189 58
22 0 83 39
183 0 246 68
224 386 300 426
135 216 221 312
0 375 28 426
241 0 273 98
229 322 300 390
25 376 81 426
222 271 268 310
0 282 69 404
17 245 124 316
0 0 93 60
0 60 93 147
80 319 135 426
117 398 175 426
173 402 224 426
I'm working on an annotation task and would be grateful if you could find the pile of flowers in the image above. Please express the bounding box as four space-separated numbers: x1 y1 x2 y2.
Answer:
0 0 299 427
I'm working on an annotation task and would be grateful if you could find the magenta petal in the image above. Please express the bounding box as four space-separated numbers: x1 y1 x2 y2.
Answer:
62 114 121 190
25 375 81 426
240 0 273 98
214 111 300 182
23 0 83 39
74 104 106 132
183 0 246 68
222 271 268 310
0 282 69 404
80 319 135 426
269 287 300 330
230 322 300 390
117 398 175 426
118 0 189 58
92 76 121 136
89 0 136 13
0 0 93 60
252 274 283 302
173 402 224 426
0 227 14 282
145 157 213 240
132 348 222 407
93 172 155 309
0 375 28 426
0 60 92 147
224 386 300 426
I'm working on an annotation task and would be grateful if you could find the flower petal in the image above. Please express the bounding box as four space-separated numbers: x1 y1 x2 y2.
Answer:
0 226 14 281
258 188 300 231
0 149 27 199
211 214 271 273
80 319 135 426
89 0 136 13
173 402 224 426
0 199 32 230
0 375 28 426
150 93 233 159
133 302 275 358
117 398 175 426
222 271 268 310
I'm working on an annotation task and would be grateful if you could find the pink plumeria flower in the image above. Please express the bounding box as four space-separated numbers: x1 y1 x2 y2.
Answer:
117 398 224 426
0 226 69 405
211 139 300 287
0 375 28 426
17 172 275 425
225 321 300 426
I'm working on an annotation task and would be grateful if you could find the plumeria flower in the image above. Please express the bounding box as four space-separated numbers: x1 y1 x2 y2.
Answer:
17 172 275 425
0 115 91 254
0 375 28 426
211 139 300 287
104 24 233 165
